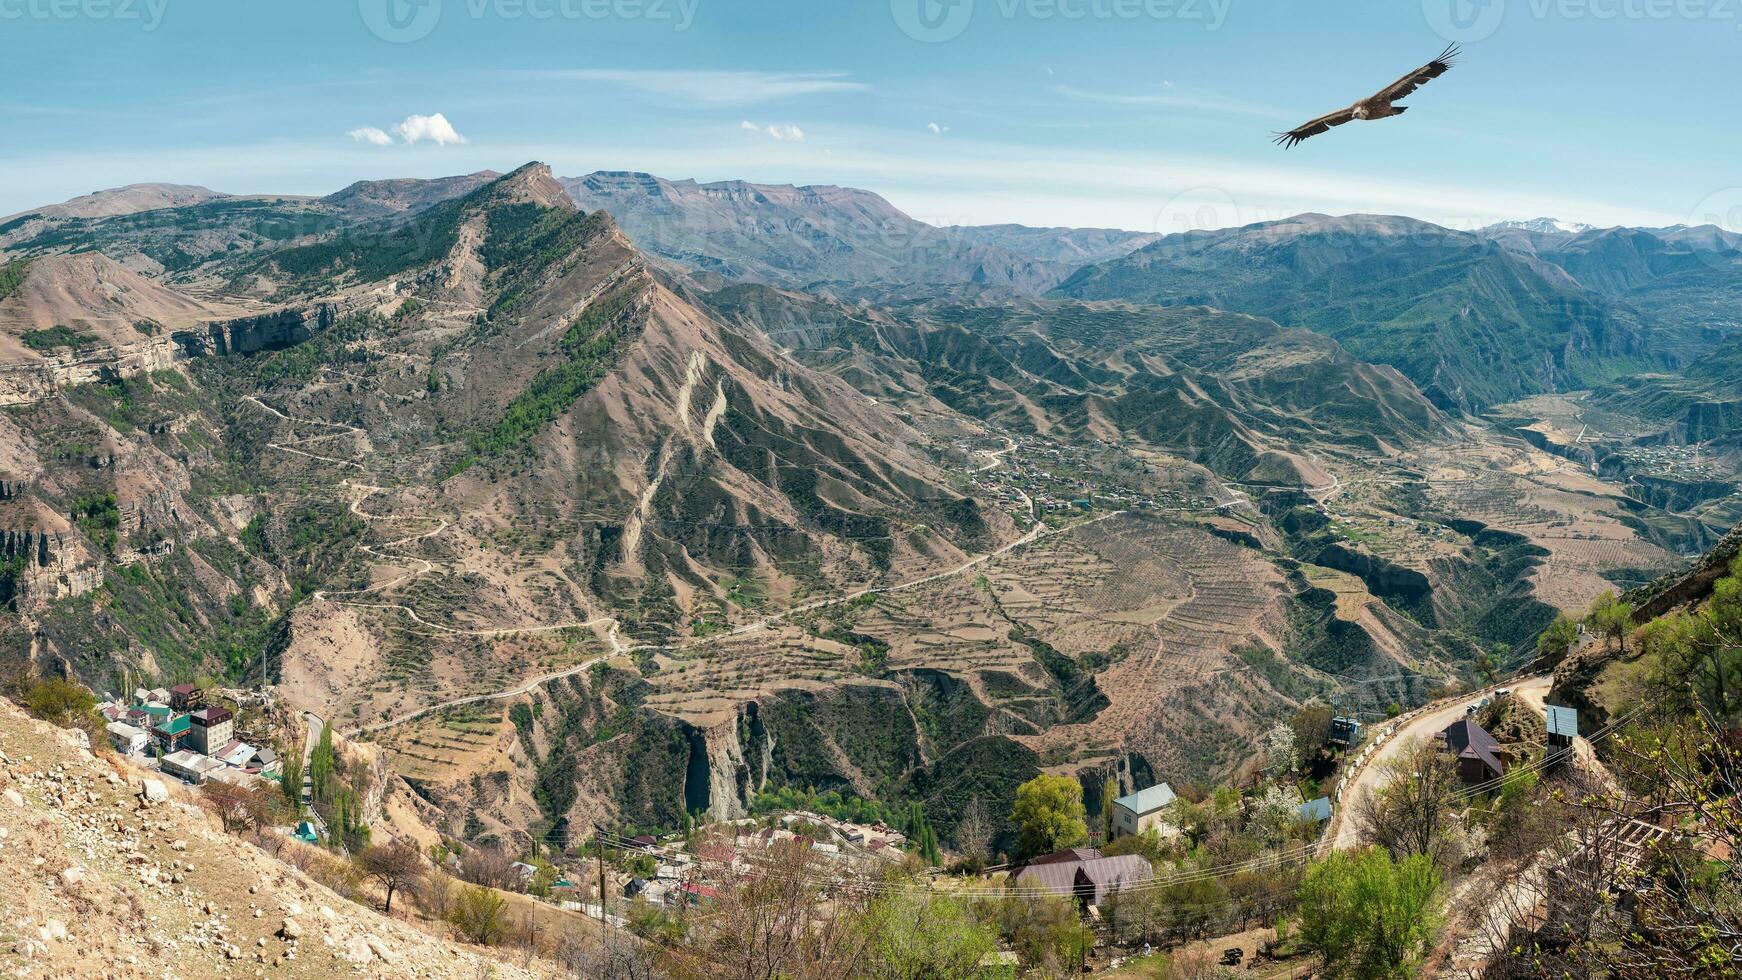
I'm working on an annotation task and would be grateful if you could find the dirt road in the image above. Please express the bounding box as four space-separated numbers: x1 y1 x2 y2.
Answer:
1329 675 1552 850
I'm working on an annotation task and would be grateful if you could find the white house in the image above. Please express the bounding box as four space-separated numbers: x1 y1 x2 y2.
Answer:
1111 783 1178 839
160 749 226 785
105 721 149 757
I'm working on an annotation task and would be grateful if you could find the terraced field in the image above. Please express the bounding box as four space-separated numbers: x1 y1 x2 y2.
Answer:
1409 434 1679 608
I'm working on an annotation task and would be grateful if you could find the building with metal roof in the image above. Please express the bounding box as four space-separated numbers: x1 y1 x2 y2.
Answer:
1299 797 1333 824
1439 719 1507 785
1111 783 1178 838
1012 849 1153 906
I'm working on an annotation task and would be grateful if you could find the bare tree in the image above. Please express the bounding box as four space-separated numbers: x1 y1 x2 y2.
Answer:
954 799 995 869
421 871 457 920
357 839 425 914
1480 706 1742 977
1355 737 1463 869
201 780 278 835
458 844 519 891
562 928 666 980
668 839 873 980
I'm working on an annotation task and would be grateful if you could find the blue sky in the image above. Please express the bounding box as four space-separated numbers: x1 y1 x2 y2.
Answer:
3 0 1738 231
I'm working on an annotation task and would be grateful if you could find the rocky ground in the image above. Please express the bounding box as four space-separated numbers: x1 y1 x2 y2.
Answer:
0 696 558 979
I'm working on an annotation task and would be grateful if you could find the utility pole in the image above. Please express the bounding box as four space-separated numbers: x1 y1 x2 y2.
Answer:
594 823 608 922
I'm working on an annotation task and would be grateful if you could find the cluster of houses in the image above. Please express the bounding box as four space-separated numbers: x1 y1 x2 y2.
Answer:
582 812 913 912
1012 779 1339 911
99 683 281 788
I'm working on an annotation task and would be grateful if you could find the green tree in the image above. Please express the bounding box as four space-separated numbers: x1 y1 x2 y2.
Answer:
309 723 336 802
1474 643 1508 685
626 897 684 943
1643 557 1742 722
1536 614 1579 665
1298 848 1441 978
857 893 996 980
1012 774 1088 859
279 751 303 812
1101 776 1119 841
1589 592 1635 655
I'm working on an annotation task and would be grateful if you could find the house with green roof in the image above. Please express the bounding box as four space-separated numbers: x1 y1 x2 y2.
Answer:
151 714 191 754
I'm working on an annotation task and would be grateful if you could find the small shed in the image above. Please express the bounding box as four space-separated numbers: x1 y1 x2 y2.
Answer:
1299 797 1333 825
1545 705 1578 749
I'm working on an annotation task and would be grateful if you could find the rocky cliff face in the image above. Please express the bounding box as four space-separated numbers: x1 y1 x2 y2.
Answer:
0 336 180 406
0 303 339 407
172 304 339 358
0 528 102 605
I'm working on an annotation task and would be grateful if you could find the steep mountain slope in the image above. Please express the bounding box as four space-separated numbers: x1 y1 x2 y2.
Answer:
732 293 1452 487
0 253 239 350
0 164 1712 861
1055 213 1666 410
561 171 1091 298
0 697 555 978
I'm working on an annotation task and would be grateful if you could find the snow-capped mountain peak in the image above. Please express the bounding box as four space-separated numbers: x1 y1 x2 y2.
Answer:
1483 217 1594 236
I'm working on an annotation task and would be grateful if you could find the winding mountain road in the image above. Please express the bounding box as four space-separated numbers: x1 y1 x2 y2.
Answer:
1329 675 1552 851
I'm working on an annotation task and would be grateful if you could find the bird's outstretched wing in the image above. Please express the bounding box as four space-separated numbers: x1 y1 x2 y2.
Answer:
1272 106 1358 149
1372 43 1459 104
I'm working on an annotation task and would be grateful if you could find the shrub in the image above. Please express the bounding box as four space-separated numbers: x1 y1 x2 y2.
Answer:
24 678 100 737
21 325 97 353
449 885 510 945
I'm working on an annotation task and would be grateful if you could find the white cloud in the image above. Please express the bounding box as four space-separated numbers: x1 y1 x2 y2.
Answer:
512 69 867 106
346 127 393 146
1053 84 1287 120
741 121 805 142
394 113 467 146
927 122 949 136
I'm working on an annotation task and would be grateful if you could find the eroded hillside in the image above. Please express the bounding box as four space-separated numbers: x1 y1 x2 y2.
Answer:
0 164 1715 858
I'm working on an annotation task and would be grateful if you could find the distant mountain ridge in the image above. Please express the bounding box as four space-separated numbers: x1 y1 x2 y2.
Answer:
1045 213 1728 412
0 182 230 223
559 170 1155 299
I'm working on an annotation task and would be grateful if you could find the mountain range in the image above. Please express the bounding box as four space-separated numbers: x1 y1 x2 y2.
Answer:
2 162 1738 850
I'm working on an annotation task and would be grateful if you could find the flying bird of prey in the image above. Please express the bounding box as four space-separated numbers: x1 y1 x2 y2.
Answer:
1273 44 1459 149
